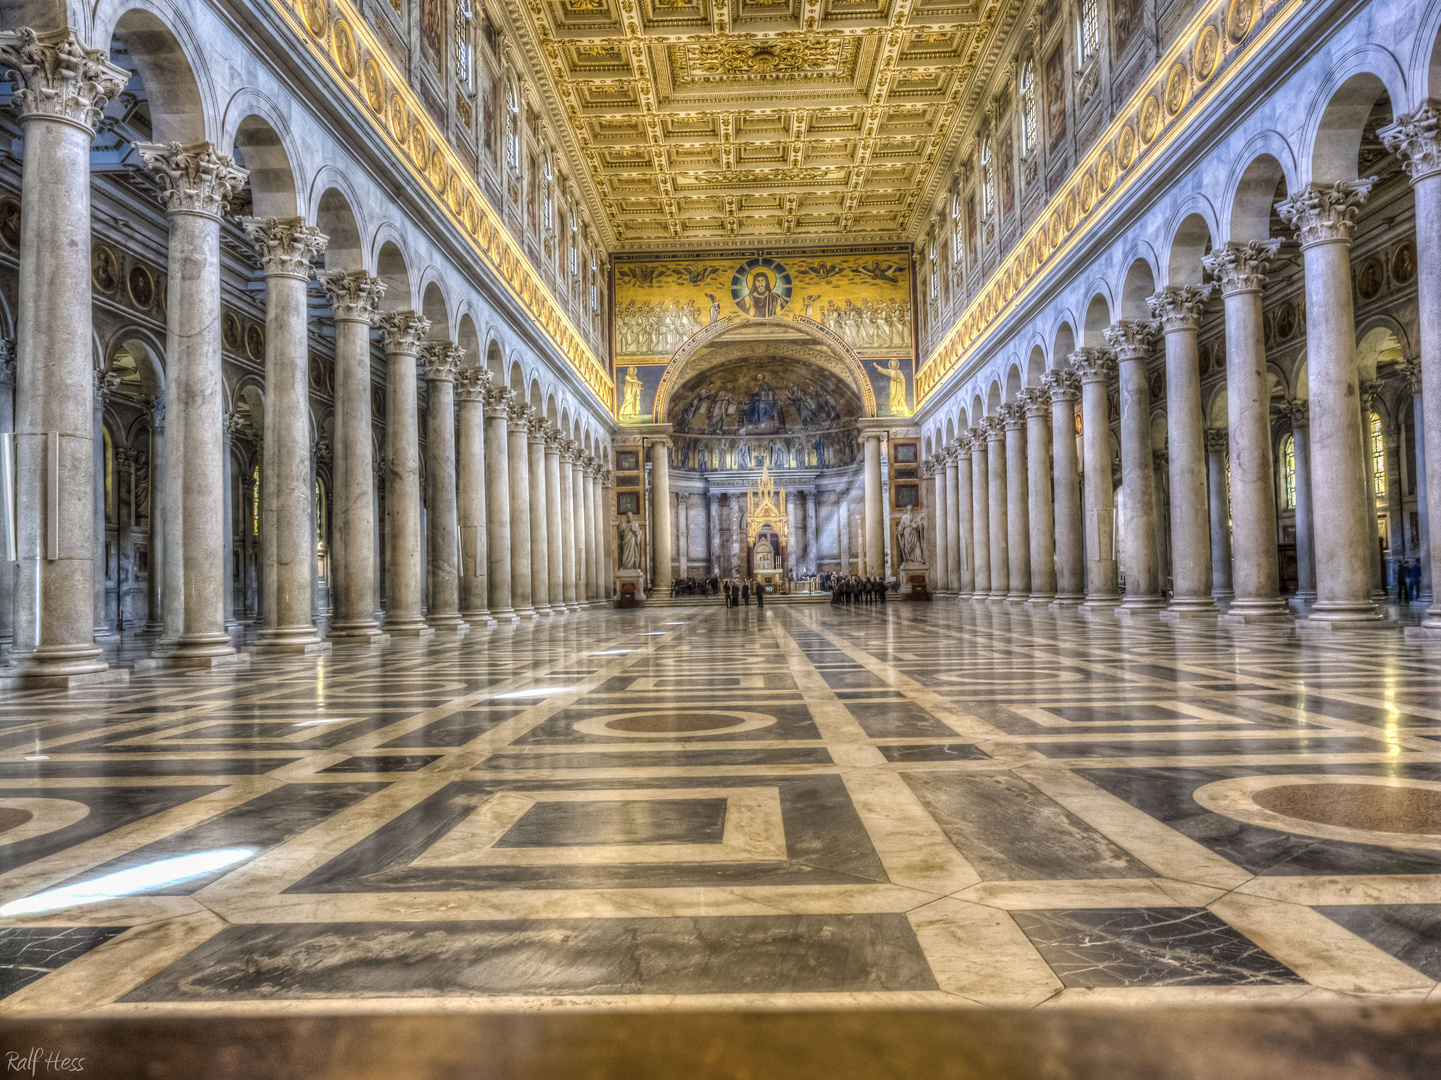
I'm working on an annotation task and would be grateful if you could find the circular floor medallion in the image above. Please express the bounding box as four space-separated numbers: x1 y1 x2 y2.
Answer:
0 798 90 847
1193 774 1441 851
572 710 779 739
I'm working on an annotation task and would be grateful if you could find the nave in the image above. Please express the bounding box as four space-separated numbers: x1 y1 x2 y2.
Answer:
3 606 1441 1016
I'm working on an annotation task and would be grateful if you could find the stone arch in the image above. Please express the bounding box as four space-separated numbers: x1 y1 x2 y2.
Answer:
105 3 212 144
375 240 411 313
1223 140 1298 243
1027 345 1046 386
225 101 301 219
1082 293 1112 348
1355 311 1416 361
651 315 878 421
1305 56 1407 185
105 326 166 401
1166 210 1215 287
1414 0 1441 99
315 186 363 274
1004 361 1025 403
1119 258 1157 321
1052 320 1077 366
485 336 505 379
457 314 481 366
420 280 449 341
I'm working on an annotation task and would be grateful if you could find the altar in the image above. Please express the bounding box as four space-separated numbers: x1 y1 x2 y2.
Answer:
746 465 790 589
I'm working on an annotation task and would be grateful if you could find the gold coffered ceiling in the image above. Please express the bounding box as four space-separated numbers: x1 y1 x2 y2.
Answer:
514 0 1020 249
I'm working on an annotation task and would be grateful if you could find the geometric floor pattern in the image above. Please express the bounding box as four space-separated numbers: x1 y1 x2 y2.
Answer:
5 603 1441 1013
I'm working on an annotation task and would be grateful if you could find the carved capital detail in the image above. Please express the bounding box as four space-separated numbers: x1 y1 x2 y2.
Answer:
1283 399 1310 428
1205 428 1229 453
483 384 515 414
0 28 127 134
1397 358 1423 396
1360 378 1384 410
0 338 13 385
1276 180 1376 249
1069 348 1117 383
456 367 492 403
241 216 328 279
982 415 1005 440
93 370 121 406
376 311 431 355
148 394 165 427
1381 102 1441 184
319 270 386 323
419 341 464 384
1018 386 1051 416
1147 284 1213 332
1040 368 1080 402
1103 320 1156 362
998 402 1026 430
1202 240 1280 296
135 141 247 219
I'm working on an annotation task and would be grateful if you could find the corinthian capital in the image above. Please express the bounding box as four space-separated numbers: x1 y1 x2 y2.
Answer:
419 341 464 383
1360 378 1384 410
456 367 492 402
1282 399 1309 429
1147 284 1213 332
1205 428 1229 453
241 216 328 278
483 383 514 414
319 270 386 323
1102 320 1156 361
0 28 127 134
1202 239 1280 296
1275 180 1376 248
506 398 533 429
93 369 121 406
1068 348 1117 383
0 338 13 385
1396 357 1423 396
998 402 1026 430
982 415 1005 440
1017 386 1051 416
135 141 247 219
1040 367 1080 402
1381 101 1441 184
375 311 430 354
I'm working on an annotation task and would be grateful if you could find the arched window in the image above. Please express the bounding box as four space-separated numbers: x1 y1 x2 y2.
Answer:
1370 411 1386 495
543 155 554 231
1078 0 1098 63
454 0 474 88
505 81 519 170
980 136 994 216
951 193 963 260
1281 434 1296 510
928 240 938 299
1020 60 1037 154
569 215 579 276
590 258 598 312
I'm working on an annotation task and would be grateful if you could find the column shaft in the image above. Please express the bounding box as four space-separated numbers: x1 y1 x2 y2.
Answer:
969 431 990 598
484 388 515 620
1024 392 1055 602
421 344 465 630
376 313 430 634
507 403 536 617
1046 372 1084 604
545 432 564 612
1075 351 1120 609
932 457 949 593
558 445 577 610
1003 406 1029 601
863 433 884 577
651 440 673 594
456 370 492 624
1291 409 1317 603
1108 324 1164 612
1206 431 1235 597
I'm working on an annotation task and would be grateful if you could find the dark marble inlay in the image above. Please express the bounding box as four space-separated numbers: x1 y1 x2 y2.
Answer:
0 758 301 778
321 756 442 773
902 772 1152 880
1011 908 1301 987
494 798 727 848
1031 736 1392 759
123 914 939 1000
1254 784 1441 835
875 743 989 763
476 747 834 769
1317 904 1441 980
0 927 127 999
517 704 819 745
845 702 958 739
381 709 524 748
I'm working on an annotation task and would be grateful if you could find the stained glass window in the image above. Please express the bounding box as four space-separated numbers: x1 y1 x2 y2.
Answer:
1370 411 1386 496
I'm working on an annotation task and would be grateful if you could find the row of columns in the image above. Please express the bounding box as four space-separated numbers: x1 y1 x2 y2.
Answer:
0 28 612 685
925 134 1441 629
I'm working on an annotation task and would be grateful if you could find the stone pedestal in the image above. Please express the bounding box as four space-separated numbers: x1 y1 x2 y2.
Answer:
614 568 645 608
899 562 931 600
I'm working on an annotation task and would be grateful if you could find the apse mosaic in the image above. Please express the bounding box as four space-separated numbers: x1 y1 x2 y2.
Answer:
665 358 864 471
612 249 915 363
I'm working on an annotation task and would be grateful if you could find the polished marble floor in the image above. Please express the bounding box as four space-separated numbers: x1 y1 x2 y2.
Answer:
5 603 1441 1014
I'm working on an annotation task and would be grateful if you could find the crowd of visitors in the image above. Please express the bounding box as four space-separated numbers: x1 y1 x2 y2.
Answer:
669 576 721 597
826 576 890 605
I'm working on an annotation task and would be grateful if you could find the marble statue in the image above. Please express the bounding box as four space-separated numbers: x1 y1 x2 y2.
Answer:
897 505 924 566
618 512 642 570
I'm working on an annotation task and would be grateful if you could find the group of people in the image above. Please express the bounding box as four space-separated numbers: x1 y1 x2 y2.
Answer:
669 576 721 598
722 578 767 608
827 576 890 606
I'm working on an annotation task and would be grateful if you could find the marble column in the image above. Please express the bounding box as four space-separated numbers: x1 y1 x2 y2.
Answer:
376 312 433 634
862 431 884 580
0 31 126 683
222 414 240 633
420 342 466 632
320 270 386 640
526 418 552 615
484 385 516 621
558 439 578 611
1399 360 1433 604
985 417 1009 601
602 466 615 598
804 490 816 576
1150 286 1217 616
93 372 120 640
837 492 851 575
942 447 962 596
583 456 599 601
1022 387 1055 603
1105 322 1164 613
709 495 721 578
506 400 536 618
931 454 950 593
456 368 493 625
1359 379 1387 600
1072 350 1120 610
571 451 589 604
1043 370 1084 605
651 439 673 594
1001 405 1029 601
133 141 248 661
677 493 691 580
0 344 13 647
969 429 991 599
544 427 564 612
144 397 166 632
1278 183 1382 625
1200 241 1291 622
1383 104 1441 631
243 217 329 651
1285 401 1317 605
1206 429 1235 598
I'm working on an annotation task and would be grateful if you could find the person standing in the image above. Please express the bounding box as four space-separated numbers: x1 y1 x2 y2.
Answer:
742 580 750 606
757 583 765 610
